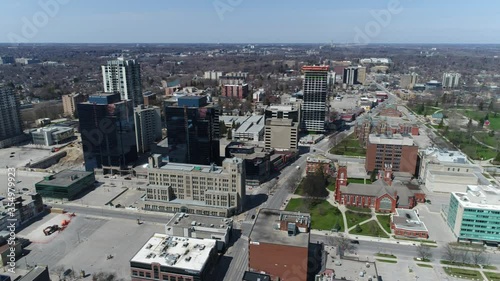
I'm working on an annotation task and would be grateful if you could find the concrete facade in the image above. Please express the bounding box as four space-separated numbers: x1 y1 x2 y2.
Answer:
264 118 299 151
138 156 245 217
102 58 143 107
134 105 162 154
62 93 87 117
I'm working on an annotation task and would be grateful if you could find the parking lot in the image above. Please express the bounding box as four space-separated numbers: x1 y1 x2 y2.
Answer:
0 146 53 168
374 256 461 281
413 204 456 243
17 213 165 280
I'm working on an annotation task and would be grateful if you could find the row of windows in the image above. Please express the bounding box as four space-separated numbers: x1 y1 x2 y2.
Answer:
131 270 193 281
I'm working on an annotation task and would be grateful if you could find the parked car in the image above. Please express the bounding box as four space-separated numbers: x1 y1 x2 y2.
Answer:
350 240 360 244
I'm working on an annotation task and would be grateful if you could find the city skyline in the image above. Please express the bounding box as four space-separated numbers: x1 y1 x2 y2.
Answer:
2 0 500 44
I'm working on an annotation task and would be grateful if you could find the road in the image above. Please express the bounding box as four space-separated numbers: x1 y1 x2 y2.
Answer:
50 203 173 224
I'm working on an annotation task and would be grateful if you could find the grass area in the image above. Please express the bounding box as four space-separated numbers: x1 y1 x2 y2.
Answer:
416 263 433 268
464 110 500 130
440 260 481 268
345 211 372 228
351 220 390 238
376 215 392 234
375 253 396 259
443 267 482 280
441 129 497 160
329 134 366 157
326 182 335 191
346 206 372 213
285 198 344 231
484 271 500 281
449 242 487 250
348 178 372 184
376 259 397 264
484 265 498 270
293 179 305 195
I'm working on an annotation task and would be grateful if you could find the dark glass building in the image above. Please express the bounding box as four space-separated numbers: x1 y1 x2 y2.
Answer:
165 96 220 165
77 92 137 174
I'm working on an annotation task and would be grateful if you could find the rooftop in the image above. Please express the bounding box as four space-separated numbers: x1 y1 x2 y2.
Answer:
265 118 295 126
306 156 332 164
249 209 310 247
152 158 242 174
266 105 298 112
452 185 500 210
234 115 265 135
368 134 415 146
35 170 94 187
18 265 49 281
422 147 470 164
243 271 271 281
392 209 428 232
130 234 216 272
166 212 233 231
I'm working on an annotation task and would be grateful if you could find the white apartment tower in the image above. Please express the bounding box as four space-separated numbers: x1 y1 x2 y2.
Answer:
102 58 143 107
442 72 461 88
134 105 162 154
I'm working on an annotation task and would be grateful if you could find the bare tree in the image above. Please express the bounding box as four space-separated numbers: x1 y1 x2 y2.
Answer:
443 243 459 262
471 248 489 266
329 236 357 258
51 265 66 281
416 244 433 261
457 248 470 264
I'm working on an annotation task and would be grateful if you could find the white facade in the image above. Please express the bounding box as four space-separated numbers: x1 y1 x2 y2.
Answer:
30 127 74 146
102 58 143 107
442 72 461 88
203 71 224 81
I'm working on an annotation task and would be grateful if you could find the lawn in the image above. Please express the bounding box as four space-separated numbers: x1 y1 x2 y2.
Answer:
464 110 500 130
441 130 497 160
326 182 335 192
375 253 396 259
346 206 372 213
345 211 372 228
350 220 390 238
329 135 366 157
376 215 392 234
285 199 344 231
443 267 482 280
348 178 372 184
294 179 305 195
376 259 397 264
416 263 433 268
440 260 482 269
484 271 500 281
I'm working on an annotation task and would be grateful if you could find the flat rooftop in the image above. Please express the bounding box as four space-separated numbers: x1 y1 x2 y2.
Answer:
368 133 415 146
452 185 500 210
249 209 310 247
152 158 242 174
423 147 470 164
35 170 93 187
130 233 216 272
266 118 295 126
166 212 233 230
392 209 428 232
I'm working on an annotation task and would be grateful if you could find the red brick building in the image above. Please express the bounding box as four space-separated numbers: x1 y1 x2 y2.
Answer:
365 134 419 175
334 165 425 213
248 209 311 281
379 107 403 118
391 209 429 238
306 156 334 176
222 84 249 99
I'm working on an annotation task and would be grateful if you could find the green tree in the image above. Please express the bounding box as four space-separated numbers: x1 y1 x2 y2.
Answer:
479 118 485 128
478 101 484 111
354 224 362 233
370 169 378 182
226 129 232 140
302 170 329 198
438 118 444 129
219 121 227 136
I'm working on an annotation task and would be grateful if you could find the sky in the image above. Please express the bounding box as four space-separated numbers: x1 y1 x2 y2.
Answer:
1 0 500 44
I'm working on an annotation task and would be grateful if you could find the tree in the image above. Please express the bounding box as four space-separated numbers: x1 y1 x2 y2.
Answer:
471 248 489 265
438 118 444 129
92 272 118 281
478 118 485 128
219 121 227 136
226 129 232 140
329 236 357 258
302 170 329 198
443 243 459 262
416 244 433 261
457 248 470 264
478 101 484 111
370 169 378 183
354 224 362 233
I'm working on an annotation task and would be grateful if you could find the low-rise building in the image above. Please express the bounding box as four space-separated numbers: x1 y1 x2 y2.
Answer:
165 213 233 252
35 170 95 200
30 126 74 146
138 156 245 217
232 115 265 142
365 134 419 175
0 194 44 231
18 265 51 281
391 208 429 238
335 165 425 213
419 147 478 193
222 84 249 99
226 144 270 187
130 234 218 281
445 185 500 245
248 209 311 281
305 156 334 176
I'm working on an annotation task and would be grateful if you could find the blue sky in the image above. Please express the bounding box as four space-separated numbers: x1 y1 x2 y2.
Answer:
1 0 499 44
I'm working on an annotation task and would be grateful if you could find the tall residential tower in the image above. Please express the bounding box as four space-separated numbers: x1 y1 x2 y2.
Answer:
301 66 329 133
0 86 24 148
102 58 143 107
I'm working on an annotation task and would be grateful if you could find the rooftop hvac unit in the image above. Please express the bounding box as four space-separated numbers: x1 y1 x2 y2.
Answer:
185 256 192 262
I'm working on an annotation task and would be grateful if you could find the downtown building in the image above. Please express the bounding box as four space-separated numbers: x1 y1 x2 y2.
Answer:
102 58 143 107
77 93 137 174
365 134 419 175
0 86 25 148
165 96 221 165
445 185 500 245
442 72 461 89
62 93 87 117
301 66 329 133
137 155 245 217
134 105 162 154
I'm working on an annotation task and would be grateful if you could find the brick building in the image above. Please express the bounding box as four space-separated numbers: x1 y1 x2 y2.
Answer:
378 106 403 117
335 165 425 213
222 84 249 99
365 134 419 175
248 209 311 281
305 156 334 176
391 209 429 238
355 116 419 148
